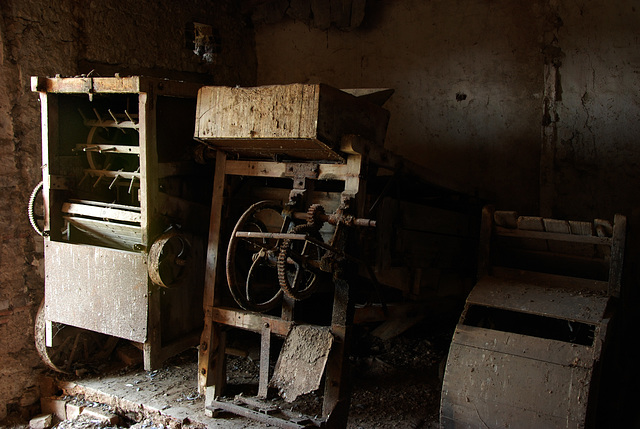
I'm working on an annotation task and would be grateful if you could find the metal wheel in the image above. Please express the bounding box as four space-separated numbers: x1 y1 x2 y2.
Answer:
34 301 119 373
277 224 326 301
148 230 190 288
28 181 45 236
226 201 292 312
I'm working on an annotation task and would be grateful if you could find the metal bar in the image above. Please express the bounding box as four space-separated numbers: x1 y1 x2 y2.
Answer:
207 401 316 429
235 231 307 240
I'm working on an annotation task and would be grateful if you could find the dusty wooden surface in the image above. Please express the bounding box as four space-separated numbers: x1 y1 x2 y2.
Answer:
44 241 149 343
194 84 390 161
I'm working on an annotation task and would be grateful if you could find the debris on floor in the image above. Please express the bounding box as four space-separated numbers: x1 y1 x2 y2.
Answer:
1 312 458 429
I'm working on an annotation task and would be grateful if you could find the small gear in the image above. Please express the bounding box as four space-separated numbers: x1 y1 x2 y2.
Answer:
307 204 326 228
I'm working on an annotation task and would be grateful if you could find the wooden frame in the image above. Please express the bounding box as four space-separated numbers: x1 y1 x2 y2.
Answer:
32 76 207 370
197 143 368 427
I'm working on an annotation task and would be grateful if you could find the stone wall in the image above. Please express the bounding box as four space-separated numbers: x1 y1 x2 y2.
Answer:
0 0 255 420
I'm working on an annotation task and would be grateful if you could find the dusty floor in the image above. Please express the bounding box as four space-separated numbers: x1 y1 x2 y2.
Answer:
1 313 456 429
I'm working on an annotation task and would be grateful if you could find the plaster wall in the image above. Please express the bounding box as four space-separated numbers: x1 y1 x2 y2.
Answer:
545 1 640 220
254 0 546 213
0 0 255 420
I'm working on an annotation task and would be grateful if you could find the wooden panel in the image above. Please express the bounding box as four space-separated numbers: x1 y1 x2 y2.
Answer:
442 341 591 429
517 215 548 251
44 241 148 342
451 325 595 367
65 216 142 250
194 84 390 160
467 276 609 324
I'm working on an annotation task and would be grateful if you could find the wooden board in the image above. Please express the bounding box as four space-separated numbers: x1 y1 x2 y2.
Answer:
44 241 148 343
194 84 390 161
467 276 609 324
441 338 592 429
269 325 334 402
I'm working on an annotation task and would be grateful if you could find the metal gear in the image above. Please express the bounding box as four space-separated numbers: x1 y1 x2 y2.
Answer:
277 223 325 301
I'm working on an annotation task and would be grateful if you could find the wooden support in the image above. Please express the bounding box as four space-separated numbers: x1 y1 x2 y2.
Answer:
199 151 228 395
608 214 627 297
258 322 271 398
477 205 494 279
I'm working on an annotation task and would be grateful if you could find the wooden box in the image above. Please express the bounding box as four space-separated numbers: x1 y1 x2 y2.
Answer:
194 83 390 161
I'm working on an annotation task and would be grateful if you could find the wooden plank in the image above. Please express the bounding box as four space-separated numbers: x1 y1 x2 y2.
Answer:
65 216 142 250
451 325 596 367
543 218 574 254
496 227 611 245
517 216 548 251
62 202 141 223
210 307 292 337
270 325 333 402
477 205 494 278
494 210 518 228
195 84 389 153
44 241 148 343
567 220 597 257
491 267 608 292
608 214 627 297
467 276 610 324
442 340 592 428
198 151 227 394
225 159 348 180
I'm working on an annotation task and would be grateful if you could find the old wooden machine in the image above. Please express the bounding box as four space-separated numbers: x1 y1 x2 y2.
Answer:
440 207 626 428
193 84 479 428
30 75 212 371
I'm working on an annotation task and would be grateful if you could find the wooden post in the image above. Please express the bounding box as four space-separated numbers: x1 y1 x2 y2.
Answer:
198 151 228 396
608 214 627 297
258 322 271 398
477 205 495 279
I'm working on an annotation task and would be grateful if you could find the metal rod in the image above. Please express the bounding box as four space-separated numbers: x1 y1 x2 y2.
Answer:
108 109 120 124
235 232 307 240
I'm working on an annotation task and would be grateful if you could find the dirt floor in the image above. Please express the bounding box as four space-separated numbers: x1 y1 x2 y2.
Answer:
0 311 458 429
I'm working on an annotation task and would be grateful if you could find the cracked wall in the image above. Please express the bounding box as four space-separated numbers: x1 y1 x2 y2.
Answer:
542 0 640 220
0 0 255 420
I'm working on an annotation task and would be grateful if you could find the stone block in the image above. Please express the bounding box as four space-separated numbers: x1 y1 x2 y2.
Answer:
65 403 84 420
29 414 53 429
40 397 67 421
81 408 120 425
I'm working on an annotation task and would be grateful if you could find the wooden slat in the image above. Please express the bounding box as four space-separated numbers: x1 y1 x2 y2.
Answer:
496 227 611 245
451 325 596 367
210 307 292 337
62 202 141 223
65 216 142 249
543 218 573 254
225 159 348 179
516 216 548 251
494 211 518 228
467 276 610 324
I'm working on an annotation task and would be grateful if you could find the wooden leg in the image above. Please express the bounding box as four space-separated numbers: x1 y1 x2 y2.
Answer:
323 277 352 426
143 283 162 370
258 323 271 398
199 151 227 394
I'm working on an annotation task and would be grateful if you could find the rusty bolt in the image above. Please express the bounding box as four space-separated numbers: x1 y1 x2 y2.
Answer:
201 368 206 375
201 342 208 351
264 323 270 328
